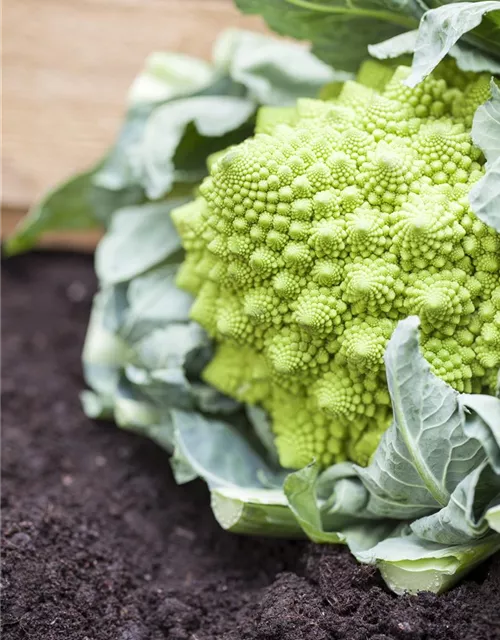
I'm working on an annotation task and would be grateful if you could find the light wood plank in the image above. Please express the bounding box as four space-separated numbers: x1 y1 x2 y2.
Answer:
3 0 267 220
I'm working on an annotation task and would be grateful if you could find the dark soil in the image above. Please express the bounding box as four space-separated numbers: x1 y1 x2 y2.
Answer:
2 252 499 640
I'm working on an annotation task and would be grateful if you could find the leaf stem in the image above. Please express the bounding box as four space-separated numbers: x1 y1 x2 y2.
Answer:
284 0 419 29
210 487 306 538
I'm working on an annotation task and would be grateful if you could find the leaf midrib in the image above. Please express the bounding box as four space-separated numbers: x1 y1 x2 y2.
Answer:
285 0 419 28
391 366 450 507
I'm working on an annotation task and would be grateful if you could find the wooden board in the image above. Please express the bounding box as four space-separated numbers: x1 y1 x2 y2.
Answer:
2 0 267 249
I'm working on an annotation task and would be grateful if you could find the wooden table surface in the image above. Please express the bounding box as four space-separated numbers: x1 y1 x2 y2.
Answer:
2 0 267 249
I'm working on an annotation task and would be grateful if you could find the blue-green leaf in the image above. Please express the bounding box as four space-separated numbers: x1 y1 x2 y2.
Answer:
469 80 500 232
95 200 187 284
469 155 500 232
172 410 281 489
121 265 193 343
236 0 422 72
127 52 214 106
284 463 396 548
404 2 500 87
4 166 101 256
136 96 255 199
472 80 500 163
356 531 500 594
213 28 348 105
356 317 485 518
369 28 500 75
461 393 500 472
284 463 346 543
486 504 500 532
246 405 280 466
411 461 500 544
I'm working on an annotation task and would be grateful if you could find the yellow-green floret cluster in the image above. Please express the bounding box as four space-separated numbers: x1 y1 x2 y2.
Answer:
172 62 500 470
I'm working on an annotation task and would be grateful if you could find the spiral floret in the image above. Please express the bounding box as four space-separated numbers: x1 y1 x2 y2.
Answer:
172 60 498 470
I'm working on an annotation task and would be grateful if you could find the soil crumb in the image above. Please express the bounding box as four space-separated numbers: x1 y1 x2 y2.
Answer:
2 252 499 640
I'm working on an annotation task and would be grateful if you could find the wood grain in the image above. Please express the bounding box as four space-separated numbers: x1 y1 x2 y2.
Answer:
2 0 267 249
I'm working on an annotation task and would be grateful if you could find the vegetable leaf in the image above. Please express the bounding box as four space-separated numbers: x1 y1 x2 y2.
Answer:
460 394 500 473
284 463 346 543
121 265 194 342
376 1 500 87
236 0 422 72
469 80 500 231
472 80 500 163
355 317 485 518
127 52 214 106
469 155 500 232
369 27 500 75
284 463 397 548
213 28 350 104
210 485 304 537
135 96 255 200
172 409 283 489
410 461 500 543
4 166 101 256
486 504 500 532
246 405 281 466
82 288 129 399
356 531 500 595
95 200 187 284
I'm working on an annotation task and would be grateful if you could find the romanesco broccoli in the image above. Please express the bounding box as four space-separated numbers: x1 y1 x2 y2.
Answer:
172 61 500 469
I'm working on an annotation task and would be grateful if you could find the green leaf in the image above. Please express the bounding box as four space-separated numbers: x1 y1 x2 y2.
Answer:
235 0 421 72
170 445 199 484
486 504 500 532
318 463 381 529
133 325 205 374
82 289 130 398
469 80 500 232
284 463 396 549
356 317 485 519
284 463 346 543
461 394 500 472
186 384 239 415
124 326 203 411
469 155 500 232
368 29 419 60
136 96 255 199
90 183 146 226
447 40 500 74
403 2 500 87
80 390 115 420
210 486 305 537
127 52 214 106
369 26 500 76
109 376 177 454
93 105 156 192
172 409 282 489
121 265 193 343
125 363 192 412
213 28 349 105
4 166 100 256
113 380 163 432
246 405 281 466
411 460 500 543
472 79 500 163
94 50 216 192
356 531 500 594
95 200 187 284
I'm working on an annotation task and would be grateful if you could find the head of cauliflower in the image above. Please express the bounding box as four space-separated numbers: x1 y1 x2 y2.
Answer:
172 61 500 469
